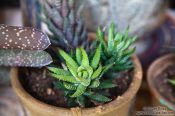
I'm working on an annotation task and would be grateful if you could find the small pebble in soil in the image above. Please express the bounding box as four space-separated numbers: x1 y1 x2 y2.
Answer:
47 88 52 95
117 96 123 100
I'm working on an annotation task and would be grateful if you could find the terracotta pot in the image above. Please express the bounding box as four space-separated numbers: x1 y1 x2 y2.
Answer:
147 54 175 112
11 54 142 116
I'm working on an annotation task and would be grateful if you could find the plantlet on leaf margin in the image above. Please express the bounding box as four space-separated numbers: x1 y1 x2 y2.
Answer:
96 23 137 71
0 24 52 67
48 46 116 107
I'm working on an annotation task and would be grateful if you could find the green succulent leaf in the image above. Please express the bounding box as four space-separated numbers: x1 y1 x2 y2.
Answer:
71 84 87 97
97 27 104 41
80 48 89 67
114 32 123 42
53 81 66 90
76 48 82 65
77 76 90 86
66 64 90 87
91 46 101 69
131 36 137 43
169 79 175 85
108 22 115 52
59 49 78 69
84 92 111 103
102 63 114 74
47 67 71 76
66 62 77 77
51 73 77 83
76 96 86 108
91 64 103 80
123 26 129 41
114 64 133 71
89 80 100 88
67 98 77 107
123 47 136 57
77 66 93 79
117 56 130 65
63 82 77 90
96 27 107 49
97 81 117 89
120 40 132 51
116 41 125 52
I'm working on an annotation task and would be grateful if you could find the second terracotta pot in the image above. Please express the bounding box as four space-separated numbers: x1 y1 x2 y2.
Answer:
147 54 175 113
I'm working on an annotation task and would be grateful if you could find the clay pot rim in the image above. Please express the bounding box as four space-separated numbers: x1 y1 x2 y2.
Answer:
147 54 175 110
11 54 142 113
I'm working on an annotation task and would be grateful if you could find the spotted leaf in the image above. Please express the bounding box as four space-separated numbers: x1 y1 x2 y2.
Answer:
0 49 52 67
0 24 50 50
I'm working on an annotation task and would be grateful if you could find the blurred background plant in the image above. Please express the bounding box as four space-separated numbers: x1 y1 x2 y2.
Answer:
38 0 90 52
76 0 168 37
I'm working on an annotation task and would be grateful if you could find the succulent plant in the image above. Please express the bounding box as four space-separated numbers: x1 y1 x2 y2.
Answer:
0 24 52 67
95 23 137 71
39 0 89 52
48 47 116 107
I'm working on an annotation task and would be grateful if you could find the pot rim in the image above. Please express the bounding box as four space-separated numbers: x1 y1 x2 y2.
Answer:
11 55 142 114
147 54 175 110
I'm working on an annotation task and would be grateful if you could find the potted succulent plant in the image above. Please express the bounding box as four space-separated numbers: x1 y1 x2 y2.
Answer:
10 23 142 116
147 54 175 112
4 1 142 116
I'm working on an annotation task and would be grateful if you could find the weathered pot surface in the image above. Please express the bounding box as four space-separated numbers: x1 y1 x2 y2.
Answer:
147 54 175 111
11 54 142 116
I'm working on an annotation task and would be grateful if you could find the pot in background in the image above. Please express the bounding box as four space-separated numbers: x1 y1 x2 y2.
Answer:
147 54 175 113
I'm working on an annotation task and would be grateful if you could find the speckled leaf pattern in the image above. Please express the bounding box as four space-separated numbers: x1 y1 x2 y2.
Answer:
0 49 52 67
0 24 50 50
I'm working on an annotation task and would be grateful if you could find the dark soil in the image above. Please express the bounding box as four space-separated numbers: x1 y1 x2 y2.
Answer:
154 65 175 103
19 68 133 108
